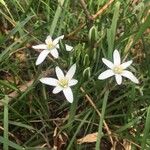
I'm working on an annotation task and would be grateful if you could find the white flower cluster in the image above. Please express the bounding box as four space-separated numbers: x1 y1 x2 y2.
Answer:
32 35 139 103
32 35 77 103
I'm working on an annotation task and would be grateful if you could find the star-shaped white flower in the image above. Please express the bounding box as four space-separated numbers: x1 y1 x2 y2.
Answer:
98 49 139 85
32 35 73 65
40 64 78 103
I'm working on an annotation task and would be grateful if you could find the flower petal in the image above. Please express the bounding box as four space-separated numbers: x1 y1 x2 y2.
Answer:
115 74 122 85
98 69 114 80
50 48 59 58
52 86 63 94
55 66 65 80
36 50 50 65
102 58 114 69
32 44 47 49
113 49 121 65
121 60 133 69
121 70 139 84
45 35 53 45
40 77 58 86
69 79 78 86
53 35 64 45
63 87 73 103
56 44 60 49
65 44 73 51
66 64 76 80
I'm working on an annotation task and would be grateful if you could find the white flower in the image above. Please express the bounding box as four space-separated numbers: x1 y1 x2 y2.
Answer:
40 64 78 103
32 35 73 65
98 49 139 85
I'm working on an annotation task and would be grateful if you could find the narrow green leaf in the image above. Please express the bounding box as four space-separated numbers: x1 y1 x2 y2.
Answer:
116 117 141 133
88 26 98 45
107 2 120 58
8 121 35 131
133 15 150 45
96 90 109 149
0 136 24 150
50 0 65 36
67 111 91 150
0 80 18 91
0 0 6 5
83 67 91 79
141 106 150 150
0 0 14 21
8 15 34 38
3 95 9 150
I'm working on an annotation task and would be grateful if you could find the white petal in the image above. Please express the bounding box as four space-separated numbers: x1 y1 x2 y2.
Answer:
115 74 122 85
55 66 65 80
56 44 60 49
69 79 78 86
40 78 58 86
98 69 114 80
32 44 47 49
66 64 76 80
121 70 139 84
36 50 50 65
65 44 73 51
102 58 114 69
63 87 73 103
52 86 63 94
121 60 133 69
53 35 64 45
45 35 53 45
113 49 121 65
50 48 59 58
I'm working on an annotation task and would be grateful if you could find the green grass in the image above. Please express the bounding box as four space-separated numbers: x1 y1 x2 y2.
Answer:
0 0 150 149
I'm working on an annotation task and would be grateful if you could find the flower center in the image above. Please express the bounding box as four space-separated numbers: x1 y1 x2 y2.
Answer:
58 78 69 88
113 66 123 74
47 42 54 49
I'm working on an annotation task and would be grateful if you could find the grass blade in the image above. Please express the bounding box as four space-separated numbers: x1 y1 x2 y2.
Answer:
96 90 109 149
107 1 120 58
0 0 15 21
67 111 91 150
0 136 24 150
133 14 150 45
50 0 65 36
3 95 9 150
141 106 150 150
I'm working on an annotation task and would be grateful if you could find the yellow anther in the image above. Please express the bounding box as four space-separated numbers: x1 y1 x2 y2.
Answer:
113 66 123 74
58 78 68 88
47 42 54 49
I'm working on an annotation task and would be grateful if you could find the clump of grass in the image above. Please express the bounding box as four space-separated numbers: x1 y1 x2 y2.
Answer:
0 0 150 149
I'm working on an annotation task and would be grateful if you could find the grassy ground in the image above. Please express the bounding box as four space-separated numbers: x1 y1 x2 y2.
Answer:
0 0 150 149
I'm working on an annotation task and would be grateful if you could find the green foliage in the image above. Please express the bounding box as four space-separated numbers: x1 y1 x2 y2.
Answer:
0 0 150 149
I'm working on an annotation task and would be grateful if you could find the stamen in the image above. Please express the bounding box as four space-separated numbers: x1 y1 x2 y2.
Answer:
47 42 54 49
113 66 123 74
58 78 69 88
